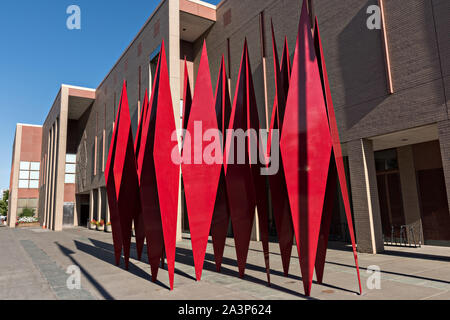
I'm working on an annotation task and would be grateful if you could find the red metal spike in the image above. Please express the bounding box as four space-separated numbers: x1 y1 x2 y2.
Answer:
152 41 180 291
182 42 222 281
224 40 258 280
105 85 124 267
244 43 271 285
108 81 142 271
137 40 179 290
210 56 232 272
280 2 333 297
314 17 362 295
133 89 149 261
267 21 295 277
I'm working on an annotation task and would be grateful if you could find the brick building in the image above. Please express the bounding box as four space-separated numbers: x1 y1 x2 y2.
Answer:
10 0 450 254
8 124 43 227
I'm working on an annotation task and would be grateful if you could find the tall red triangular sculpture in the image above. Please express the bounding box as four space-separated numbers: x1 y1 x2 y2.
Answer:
105 86 124 268
268 21 295 277
313 17 362 295
137 40 180 290
133 90 149 262
182 42 222 281
136 54 164 285
280 2 333 296
105 81 141 271
225 40 271 284
210 56 232 272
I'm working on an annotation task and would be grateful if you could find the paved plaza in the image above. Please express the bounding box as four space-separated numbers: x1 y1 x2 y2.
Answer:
0 225 449 300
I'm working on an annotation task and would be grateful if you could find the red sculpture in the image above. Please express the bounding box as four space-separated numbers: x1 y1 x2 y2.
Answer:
104 8 362 296
133 90 150 261
267 21 295 277
280 2 333 296
181 42 222 281
136 54 165 284
313 17 362 294
224 40 270 283
210 56 231 272
105 90 123 268
137 41 180 290
105 81 141 271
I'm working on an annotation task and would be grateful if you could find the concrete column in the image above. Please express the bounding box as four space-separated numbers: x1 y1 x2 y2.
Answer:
106 199 110 223
89 189 95 222
438 120 450 215
347 139 384 254
251 208 261 242
168 0 182 242
8 126 22 228
397 146 424 242
97 188 102 222
54 86 70 231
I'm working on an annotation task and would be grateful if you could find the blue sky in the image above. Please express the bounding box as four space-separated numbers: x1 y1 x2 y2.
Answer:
0 0 221 189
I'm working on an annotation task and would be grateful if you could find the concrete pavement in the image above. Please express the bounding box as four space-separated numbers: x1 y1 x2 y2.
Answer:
0 226 449 300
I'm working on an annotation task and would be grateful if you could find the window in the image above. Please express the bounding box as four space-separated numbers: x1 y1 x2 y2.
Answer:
149 46 160 91
65 154 76 184
17 198 38 216
18 161 40 189
375 149 398 172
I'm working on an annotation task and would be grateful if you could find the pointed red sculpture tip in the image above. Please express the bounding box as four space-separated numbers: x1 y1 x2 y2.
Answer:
182 41 221 283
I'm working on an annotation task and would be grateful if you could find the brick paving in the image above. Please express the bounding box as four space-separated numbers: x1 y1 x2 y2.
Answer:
0 226 449 300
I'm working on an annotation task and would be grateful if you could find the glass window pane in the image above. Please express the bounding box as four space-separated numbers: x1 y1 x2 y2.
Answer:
30 162 40 170
19 180 29 189
30 171 40 180
66 163 76 174
65 174 75 184
29 180 39 189
19 170 30 179
20 161 30 170
66 154 76 163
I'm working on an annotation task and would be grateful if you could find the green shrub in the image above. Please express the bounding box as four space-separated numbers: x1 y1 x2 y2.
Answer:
20 207 36 218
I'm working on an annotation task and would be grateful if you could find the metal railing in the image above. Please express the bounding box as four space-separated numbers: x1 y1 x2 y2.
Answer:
384 223 422 248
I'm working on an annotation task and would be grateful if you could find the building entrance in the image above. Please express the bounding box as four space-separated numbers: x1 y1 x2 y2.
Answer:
375 149 406 241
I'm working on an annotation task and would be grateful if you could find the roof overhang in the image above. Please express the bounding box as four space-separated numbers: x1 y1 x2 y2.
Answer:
64 85 96 120
180 0 216 42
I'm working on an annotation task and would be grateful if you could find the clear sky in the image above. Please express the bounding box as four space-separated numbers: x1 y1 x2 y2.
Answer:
0 0 221 189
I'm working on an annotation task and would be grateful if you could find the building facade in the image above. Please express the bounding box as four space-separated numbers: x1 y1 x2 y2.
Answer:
10 0 448 254
8 124 43 227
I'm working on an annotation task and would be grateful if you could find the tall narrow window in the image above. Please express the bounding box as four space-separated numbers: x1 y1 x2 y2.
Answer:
94 112 98 176
138 66 142 102
65 154 76 184
307 0 315 28
259 11 269 129
113 92 117 128
149 47 160 94
227 38 231 78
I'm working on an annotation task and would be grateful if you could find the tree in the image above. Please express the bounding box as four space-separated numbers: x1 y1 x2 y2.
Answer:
0 190 9 217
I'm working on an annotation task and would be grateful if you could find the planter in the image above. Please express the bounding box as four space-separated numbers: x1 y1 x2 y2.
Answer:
97 225 105 231
89 223 97 230
16 222 40 228
106 225 112 233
